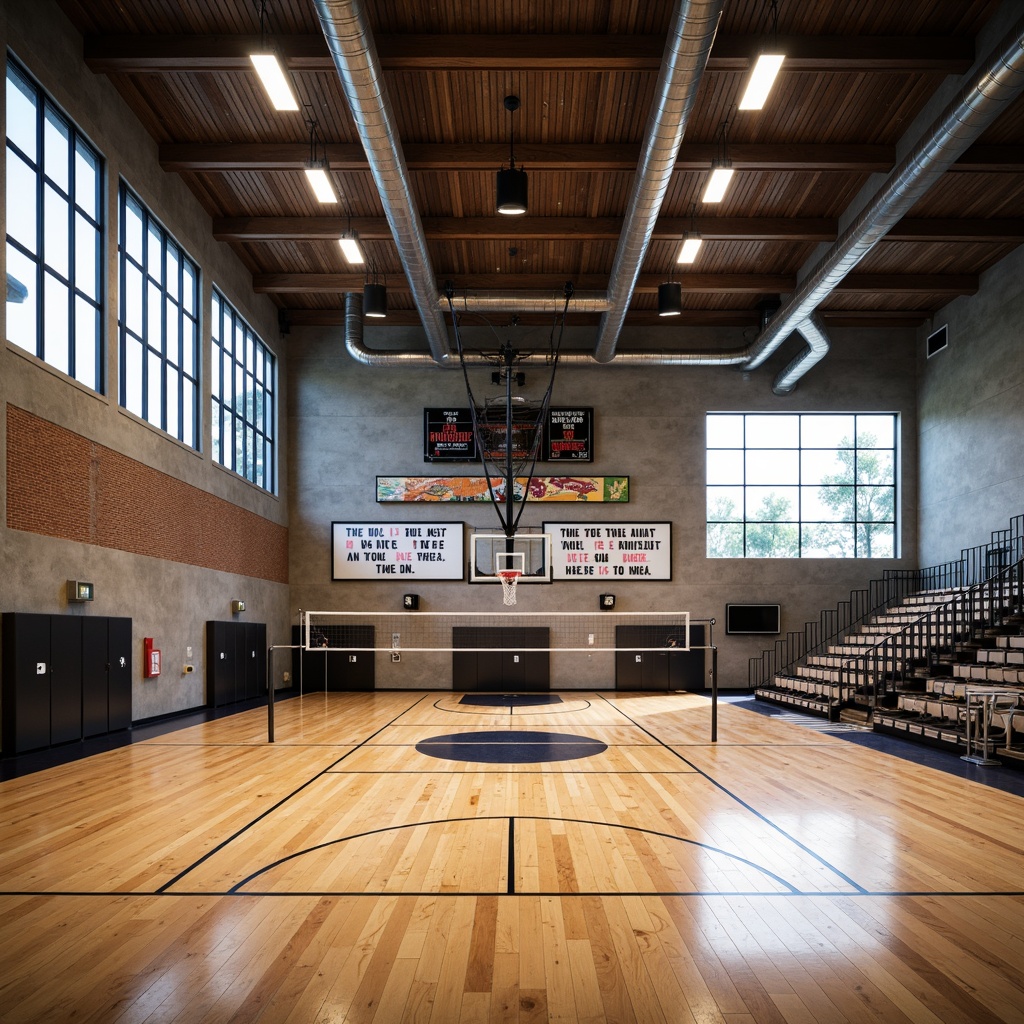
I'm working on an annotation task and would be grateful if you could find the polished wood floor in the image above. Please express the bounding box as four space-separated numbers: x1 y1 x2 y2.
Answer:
2 690 1023 1023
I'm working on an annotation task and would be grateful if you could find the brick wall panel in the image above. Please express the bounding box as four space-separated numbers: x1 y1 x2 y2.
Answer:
7 406 288 584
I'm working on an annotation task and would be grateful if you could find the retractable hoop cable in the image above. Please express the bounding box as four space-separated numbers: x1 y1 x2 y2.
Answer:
443 280 574 539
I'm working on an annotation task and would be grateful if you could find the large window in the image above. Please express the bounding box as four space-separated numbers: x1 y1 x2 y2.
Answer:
707 413 897 558
211 288 276 493
118 183 199 448
6 58 103 389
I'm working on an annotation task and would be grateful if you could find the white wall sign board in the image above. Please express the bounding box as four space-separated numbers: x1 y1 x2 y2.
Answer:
332 522 464 579
544 521 672 580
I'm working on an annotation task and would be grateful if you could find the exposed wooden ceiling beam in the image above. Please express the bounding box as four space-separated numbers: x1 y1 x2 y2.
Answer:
217 215 1024 245
161 142 897 173
254 273 795 294
214 216 839 243
945 146 1024 172
253 272 976 295
84 33 973 74
885 219 1024 242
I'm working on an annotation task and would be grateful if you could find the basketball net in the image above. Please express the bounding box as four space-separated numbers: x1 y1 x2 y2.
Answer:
497 569 521 606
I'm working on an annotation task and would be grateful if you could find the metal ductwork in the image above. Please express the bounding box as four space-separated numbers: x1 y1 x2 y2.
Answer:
771 314 831 395
343 293 749 368
592 0 725 363
312 0 451 365
744 12 1024 392
442 290 612 315
332 3 1023 386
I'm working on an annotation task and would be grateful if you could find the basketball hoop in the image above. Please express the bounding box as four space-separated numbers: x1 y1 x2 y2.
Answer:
497 569 522 606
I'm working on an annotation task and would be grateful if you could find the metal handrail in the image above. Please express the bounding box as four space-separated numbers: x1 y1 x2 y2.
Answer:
836 557 1024 712
750 513 1024 690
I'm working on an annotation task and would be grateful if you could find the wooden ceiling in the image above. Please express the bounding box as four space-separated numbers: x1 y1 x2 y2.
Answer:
57 0 1024 330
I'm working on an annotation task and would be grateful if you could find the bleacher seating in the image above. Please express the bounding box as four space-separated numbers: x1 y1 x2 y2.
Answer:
751 515 1024 765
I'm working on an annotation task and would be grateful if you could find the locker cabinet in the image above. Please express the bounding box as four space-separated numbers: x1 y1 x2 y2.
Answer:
2 613 52 753
2 613 134 755
452 627 550 691
290 625 375 692
206 621 267 707
615 624 705 691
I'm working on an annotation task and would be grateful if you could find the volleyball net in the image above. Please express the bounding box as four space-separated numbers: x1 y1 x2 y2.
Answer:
302 611 690 653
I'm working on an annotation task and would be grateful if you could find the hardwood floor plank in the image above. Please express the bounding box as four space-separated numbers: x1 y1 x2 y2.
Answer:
2 691 1024 1022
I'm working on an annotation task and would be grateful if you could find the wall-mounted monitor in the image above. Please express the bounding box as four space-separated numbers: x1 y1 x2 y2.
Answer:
725 603 780 635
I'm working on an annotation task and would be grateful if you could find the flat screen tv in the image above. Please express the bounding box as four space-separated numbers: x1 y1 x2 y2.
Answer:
725 603 780 635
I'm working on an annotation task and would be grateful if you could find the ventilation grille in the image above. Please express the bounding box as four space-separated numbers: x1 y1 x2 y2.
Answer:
926 325 948 358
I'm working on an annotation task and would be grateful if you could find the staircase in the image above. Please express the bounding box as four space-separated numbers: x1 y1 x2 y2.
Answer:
750 515 1024 762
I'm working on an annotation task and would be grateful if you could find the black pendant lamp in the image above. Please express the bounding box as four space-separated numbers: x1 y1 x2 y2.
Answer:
497 95 528 215
658 281 682 317
363 262 387 318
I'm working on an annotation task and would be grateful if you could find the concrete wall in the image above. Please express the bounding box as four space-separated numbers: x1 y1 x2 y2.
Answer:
917 243 1024 566
288 321 919 689
1 1 290 725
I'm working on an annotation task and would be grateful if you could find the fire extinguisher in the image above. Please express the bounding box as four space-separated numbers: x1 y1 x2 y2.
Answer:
143 637 162 678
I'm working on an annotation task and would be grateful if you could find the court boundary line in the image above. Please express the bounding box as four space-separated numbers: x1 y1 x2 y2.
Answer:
154 692 432 894
595 691 870 894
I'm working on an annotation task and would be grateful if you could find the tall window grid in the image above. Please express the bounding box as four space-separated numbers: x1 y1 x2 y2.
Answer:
6 57 103 390
211 289 276 493
706 413 897 558
118 183 199 448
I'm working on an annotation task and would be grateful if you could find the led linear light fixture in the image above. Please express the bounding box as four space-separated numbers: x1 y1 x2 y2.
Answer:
702 158 733 204
303 109 337 203
250 53 299 111
305 161 337 203
702 118 734 204
249 3 298 112
738 0 785 112
738 53 785 111
339 232 365 265
676 205 703 264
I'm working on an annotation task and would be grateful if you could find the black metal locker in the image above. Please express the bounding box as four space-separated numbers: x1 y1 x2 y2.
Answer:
208 621 269 705
615 624 704 691
107 617 133 730
49 616 83 744
451 651 477 691
206 621 237 707
82 617 110 737
329 627 374 691
477 650 506 689
243 623 265 700
451 626 550 691
2 613 52 754
292 625 374 693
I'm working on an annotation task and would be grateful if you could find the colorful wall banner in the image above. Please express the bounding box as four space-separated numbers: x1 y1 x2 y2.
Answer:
376 476 629 503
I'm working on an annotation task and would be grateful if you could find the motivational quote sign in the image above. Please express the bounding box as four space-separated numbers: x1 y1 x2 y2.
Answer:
331 522 464 580
544 521 672 580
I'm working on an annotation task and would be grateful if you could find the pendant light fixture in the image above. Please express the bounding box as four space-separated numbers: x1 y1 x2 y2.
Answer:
249 1 299 112
676 204 703 264
657 281 682 317
303 110 338 204
702 118 734 204
496 95 528 216
363 263 387 318
739 0 785 111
